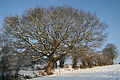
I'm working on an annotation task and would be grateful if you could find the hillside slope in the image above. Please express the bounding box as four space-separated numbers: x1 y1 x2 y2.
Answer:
29 64 120 80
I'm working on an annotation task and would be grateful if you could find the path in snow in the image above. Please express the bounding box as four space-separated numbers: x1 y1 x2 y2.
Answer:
29 64 120 80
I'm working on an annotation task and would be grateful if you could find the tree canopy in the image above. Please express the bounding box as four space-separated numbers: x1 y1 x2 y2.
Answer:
2 6 108 74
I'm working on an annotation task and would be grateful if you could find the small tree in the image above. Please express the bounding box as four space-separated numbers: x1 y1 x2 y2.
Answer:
0 46 11 80
71 47 95 68
0 38 13 79
102 43 118 64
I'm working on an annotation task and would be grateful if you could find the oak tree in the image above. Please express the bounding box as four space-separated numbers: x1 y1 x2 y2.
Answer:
3 6 107 75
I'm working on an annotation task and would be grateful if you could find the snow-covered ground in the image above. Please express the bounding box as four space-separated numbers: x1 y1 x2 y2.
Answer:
28 64 120 80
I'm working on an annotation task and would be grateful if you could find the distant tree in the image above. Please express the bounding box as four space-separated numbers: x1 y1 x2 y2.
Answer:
71 46 95 68
0 33 21 80
71 46 82 69
3 6 107 75
102 43 118 64
0 34 13 79
0 46 11 80
78 48 95 68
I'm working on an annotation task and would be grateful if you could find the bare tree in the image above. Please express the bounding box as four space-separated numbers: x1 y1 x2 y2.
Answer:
3 6 107 75
76 48 95 68
0 46 11 80
102 43 118 64
0 33 16 79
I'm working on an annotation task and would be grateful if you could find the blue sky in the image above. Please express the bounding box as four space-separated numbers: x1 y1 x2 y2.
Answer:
0 0 120 62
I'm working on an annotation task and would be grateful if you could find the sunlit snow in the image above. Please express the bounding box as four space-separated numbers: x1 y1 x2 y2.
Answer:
28 64 120 80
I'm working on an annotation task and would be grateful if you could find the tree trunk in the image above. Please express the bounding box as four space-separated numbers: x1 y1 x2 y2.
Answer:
52 62 57 69
81 59 87 68
45 59 55 75
87 58 93 68
72 56 78 69
87 60 92 68
59 56 65 68
45 53 67 75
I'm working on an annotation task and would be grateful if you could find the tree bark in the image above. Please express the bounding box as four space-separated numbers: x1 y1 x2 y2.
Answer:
87 60 92 68
81 59 87 68
72 56 78 69
52 62 57 69
45 59 55 75
59 56 65 68
45 52 68 75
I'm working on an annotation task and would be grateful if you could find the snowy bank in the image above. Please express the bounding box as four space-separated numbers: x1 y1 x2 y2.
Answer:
28 64 120 80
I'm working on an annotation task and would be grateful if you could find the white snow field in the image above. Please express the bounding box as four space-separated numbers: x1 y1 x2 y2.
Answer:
28 64 120 80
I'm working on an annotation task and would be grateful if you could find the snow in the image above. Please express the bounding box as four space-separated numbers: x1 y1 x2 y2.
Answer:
28 64 120 80
52 67 74 75
19 70 40 78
